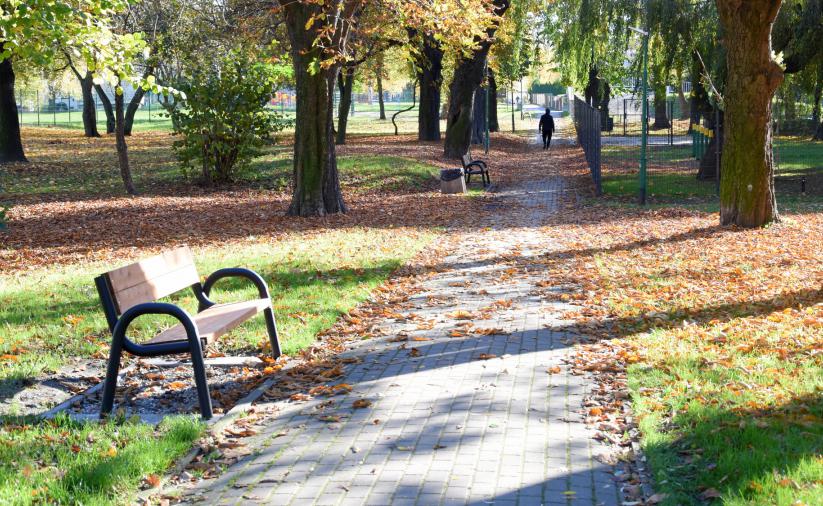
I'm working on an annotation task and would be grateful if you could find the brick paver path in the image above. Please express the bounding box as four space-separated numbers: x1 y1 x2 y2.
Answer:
180 147 619 505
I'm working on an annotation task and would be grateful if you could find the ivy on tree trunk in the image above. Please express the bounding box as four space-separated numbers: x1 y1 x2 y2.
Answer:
716 0 784 228
279 0 352 217
0 54 26 163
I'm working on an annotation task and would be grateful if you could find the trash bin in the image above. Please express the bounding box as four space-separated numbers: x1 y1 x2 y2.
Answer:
440 168 466 194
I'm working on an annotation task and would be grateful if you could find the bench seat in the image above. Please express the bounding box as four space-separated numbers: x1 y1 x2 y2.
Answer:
146 299 271 347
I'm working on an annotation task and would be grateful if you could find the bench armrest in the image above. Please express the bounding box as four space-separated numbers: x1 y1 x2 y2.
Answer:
197 268 271 310
113 302 201 357
469 159 488 169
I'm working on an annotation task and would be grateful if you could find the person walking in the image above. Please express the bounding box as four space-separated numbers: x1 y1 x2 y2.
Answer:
539 108 555 149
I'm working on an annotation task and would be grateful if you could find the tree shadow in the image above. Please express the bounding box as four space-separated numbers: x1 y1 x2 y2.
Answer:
640 392 823 504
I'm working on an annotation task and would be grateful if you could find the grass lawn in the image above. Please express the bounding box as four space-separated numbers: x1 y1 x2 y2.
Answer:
542 206 822 505
0 414 202 505
1 127 446 503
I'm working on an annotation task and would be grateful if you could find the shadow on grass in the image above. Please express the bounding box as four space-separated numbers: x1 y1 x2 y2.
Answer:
638 392 823 505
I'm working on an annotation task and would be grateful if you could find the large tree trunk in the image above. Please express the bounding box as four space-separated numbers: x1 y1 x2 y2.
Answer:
336 67 355 145
124 86 146 136
0 54 26 163
79 72 100 137
281 0 349 217
376 58 386 121
114 85 136 195
444 0 509 158
488 69 499 133
417 34 443 141
95 85 115 134
717 0 784 228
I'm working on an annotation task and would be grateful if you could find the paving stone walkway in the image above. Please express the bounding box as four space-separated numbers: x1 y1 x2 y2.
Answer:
179 143 619 505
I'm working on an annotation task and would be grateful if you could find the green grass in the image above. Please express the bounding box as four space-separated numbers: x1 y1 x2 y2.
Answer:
628 328 822 505
19 108 173 133
0 227 434 388
0 414 203 505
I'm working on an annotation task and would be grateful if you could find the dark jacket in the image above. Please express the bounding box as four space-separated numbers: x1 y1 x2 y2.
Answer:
539 113 555 134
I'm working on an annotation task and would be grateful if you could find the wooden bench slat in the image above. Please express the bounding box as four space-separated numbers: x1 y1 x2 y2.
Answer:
105 247 200 313
144 299 270 347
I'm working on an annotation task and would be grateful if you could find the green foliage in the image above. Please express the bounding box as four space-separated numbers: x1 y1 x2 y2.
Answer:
529 80 566 95
169 50 292 184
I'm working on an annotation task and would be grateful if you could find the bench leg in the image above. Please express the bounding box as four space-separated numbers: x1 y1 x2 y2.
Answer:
264 307 282 359
100 334 124 418
186 337 213 420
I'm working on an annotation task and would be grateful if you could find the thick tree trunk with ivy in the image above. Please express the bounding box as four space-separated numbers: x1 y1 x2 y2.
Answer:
488 70 499 133
717 0 784 227
114 87 136 195
280 0 348 216
95 85 116 134
444 0 509 158
0 54 26 163
336 67 355 145
417 34 443 141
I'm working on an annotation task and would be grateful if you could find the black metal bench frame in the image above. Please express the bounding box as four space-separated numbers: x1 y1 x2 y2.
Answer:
461 154 490 187
95 267 281 420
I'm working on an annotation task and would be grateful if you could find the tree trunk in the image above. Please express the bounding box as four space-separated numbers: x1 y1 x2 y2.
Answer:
114 86 136 195
79 72 100 137
471 82 487 145
652 85 670 129
717 0 784 228
95 85 115 134
336 67 355 145
417 34 443 141
376 63 386 120
511 81 516 132
488 69 499 133
677 83 689 120
124 86 146 136
281 1 348 216
443 0 509 158
0 54 26 163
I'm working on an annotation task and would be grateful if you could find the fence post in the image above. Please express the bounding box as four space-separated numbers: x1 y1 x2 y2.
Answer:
36 90 40 126
68 96 71 124
669 99 674 146
18 89 22 125
53 95 56 126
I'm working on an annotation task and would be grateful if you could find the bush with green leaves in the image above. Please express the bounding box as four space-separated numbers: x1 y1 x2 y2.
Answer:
169 50 291 184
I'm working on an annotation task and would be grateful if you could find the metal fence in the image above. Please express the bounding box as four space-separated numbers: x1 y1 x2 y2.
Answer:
572 97 602 195
578 91 821 205
15 89 166 129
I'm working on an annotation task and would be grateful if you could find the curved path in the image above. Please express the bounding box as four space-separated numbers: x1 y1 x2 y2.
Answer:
179 138 620 506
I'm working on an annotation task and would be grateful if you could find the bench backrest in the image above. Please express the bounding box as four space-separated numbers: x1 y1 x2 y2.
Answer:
461 154 471 168
103 247 200 313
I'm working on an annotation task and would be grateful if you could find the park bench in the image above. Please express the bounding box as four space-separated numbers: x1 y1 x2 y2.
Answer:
94 246 281 419
461 154 490 187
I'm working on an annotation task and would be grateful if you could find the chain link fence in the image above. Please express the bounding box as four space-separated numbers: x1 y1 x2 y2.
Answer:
15 89 167 130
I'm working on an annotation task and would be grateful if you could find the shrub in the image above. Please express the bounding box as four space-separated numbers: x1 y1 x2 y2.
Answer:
169 50 291 184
